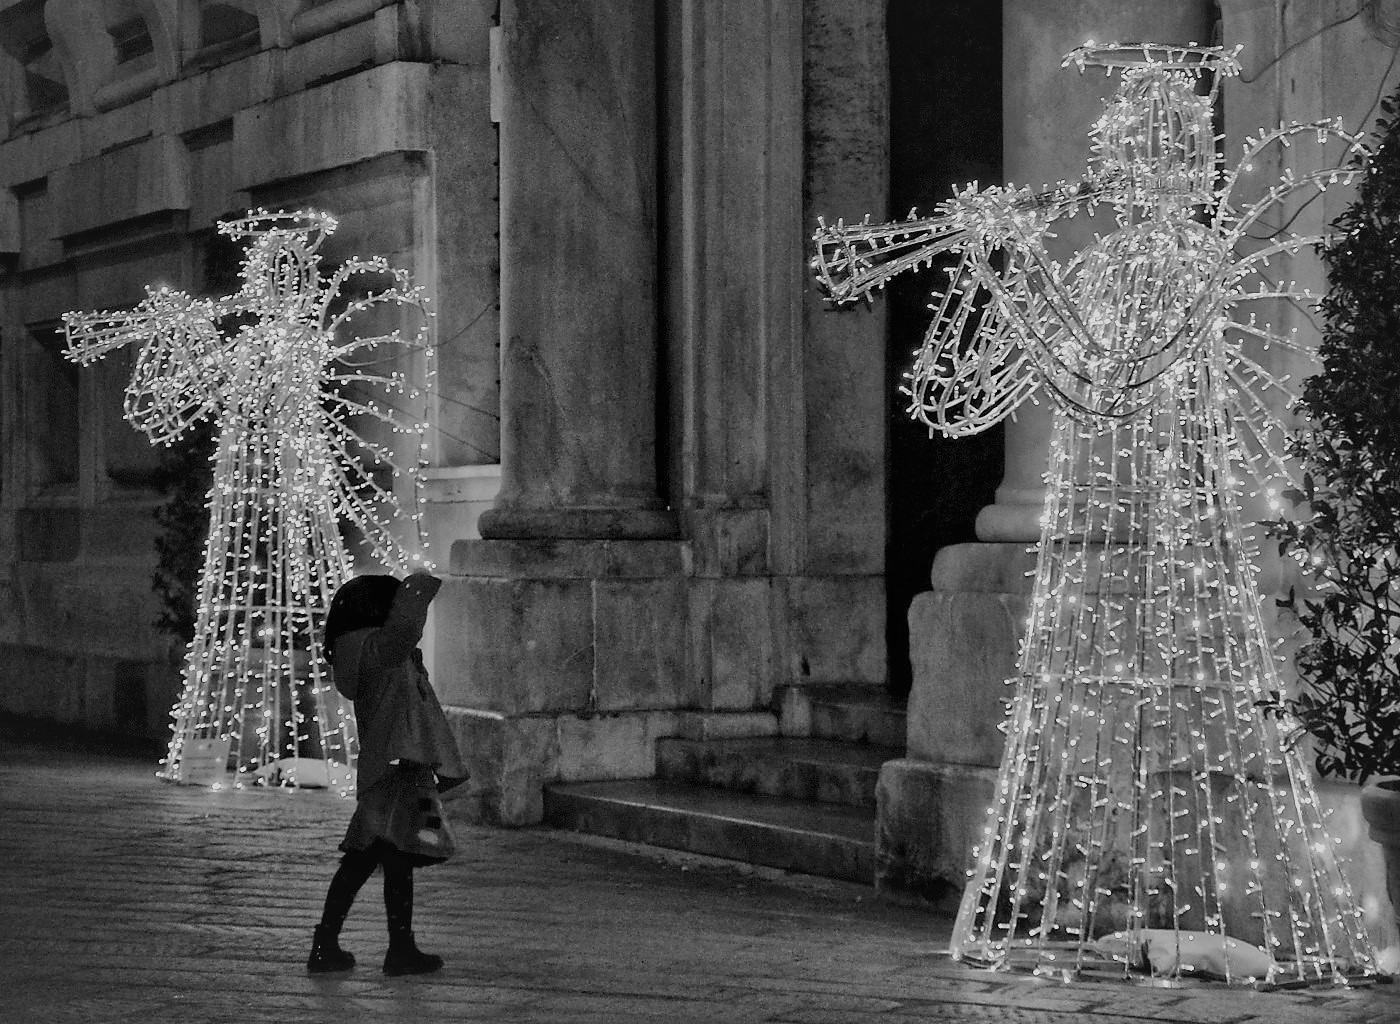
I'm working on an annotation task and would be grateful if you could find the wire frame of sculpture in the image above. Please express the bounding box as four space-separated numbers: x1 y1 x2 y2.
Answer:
64 210 433 795
813 44 1379 985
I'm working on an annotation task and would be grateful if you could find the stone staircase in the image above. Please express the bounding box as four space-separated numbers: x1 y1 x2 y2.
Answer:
542 684 906 884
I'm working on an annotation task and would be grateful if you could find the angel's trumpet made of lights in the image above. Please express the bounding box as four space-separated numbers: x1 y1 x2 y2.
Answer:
815 43 1379 986
65 210 435 795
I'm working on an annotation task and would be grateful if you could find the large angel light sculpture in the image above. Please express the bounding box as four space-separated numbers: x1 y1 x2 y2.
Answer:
65 210 432 795
814 44 1380 986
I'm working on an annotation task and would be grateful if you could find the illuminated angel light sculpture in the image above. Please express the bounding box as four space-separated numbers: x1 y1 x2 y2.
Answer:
815 44 1380 985
64 210 433 795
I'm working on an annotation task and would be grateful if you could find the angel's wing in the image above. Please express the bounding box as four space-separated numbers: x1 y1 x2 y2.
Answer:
1218 265 1316 498
309 256 434 570
313 383 427 571
904 251 1041 436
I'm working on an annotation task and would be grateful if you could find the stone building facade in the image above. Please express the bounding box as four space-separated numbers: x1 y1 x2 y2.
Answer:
6 0 1400 916
438 0 897 824
0 0 501 737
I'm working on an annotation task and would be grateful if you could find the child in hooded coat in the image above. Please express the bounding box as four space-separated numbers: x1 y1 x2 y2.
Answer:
307 570 468 976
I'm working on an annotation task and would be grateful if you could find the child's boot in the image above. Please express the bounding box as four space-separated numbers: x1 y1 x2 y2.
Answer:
383 931 444 976
307 924 356 973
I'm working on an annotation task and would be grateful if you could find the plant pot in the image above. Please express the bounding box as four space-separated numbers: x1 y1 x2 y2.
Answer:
1360 777 1400 968
1303 780 1400 970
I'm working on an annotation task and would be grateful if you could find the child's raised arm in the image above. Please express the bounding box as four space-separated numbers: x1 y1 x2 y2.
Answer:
362 571 441 670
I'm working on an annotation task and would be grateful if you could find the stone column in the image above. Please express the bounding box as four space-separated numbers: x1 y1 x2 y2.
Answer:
479 0 675 541
799 0 888 579
441 0 686 826
879 0 1216 902
975 0 1215 543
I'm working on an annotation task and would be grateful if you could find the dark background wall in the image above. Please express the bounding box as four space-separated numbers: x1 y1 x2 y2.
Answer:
885 0 1004 695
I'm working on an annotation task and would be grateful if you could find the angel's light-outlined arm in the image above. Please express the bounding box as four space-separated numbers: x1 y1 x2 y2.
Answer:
63 288 231 444
810 175 1114 307
812 213 976 306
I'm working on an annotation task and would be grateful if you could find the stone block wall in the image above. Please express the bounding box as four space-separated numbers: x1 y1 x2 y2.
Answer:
876 543 1032 900
440 536 887 825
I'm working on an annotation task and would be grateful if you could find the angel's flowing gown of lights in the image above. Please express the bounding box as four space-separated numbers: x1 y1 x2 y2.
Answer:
972 396 1369 981
64 211 432 794
813 44 1378 984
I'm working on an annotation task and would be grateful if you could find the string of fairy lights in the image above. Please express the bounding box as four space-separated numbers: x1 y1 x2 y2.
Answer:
64 210 434 796
813 43 1378 986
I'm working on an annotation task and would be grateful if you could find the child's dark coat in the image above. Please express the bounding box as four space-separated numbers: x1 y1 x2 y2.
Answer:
331 572 467 858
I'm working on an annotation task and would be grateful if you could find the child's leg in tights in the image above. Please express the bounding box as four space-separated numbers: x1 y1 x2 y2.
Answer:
308 846 380 972
382 853 414 938
381 845 443 976
320 846 381 933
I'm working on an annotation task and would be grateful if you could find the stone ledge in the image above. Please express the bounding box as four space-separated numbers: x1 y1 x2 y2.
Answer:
675 711 779 741
49 134 189 240
450 536 687 579
478 506 681 543
232 61 430 189
926 542 1037 594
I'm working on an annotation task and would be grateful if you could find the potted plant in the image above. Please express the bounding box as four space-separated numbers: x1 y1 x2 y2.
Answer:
1269 87 1400 960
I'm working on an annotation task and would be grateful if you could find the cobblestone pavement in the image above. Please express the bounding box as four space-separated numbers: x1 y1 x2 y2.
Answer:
5 726 1400 1024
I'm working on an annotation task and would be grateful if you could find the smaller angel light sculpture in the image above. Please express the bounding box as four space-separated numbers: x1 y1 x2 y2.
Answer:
815 44 1380 985
65 210 433 794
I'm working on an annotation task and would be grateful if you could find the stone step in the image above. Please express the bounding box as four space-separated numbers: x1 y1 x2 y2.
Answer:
543 779 875 884
779 683 908 749
655 736 897 809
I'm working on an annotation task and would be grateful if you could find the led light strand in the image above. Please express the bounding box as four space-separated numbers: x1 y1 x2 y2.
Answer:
814 43 1377 986
64 210 435 796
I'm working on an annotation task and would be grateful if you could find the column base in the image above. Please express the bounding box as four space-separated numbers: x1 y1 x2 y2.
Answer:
478 504 679 541
875 758 996 907
440 706 682 826
906 542 1036 766
973 499 1043 543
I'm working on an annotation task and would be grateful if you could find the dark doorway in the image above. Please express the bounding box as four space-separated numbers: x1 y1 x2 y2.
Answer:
885 1 1003 697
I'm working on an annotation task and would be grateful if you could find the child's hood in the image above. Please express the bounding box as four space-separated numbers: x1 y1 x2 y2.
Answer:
330 628 375 700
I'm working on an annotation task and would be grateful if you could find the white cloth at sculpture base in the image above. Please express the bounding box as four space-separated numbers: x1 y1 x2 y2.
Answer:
1095 929 1274 981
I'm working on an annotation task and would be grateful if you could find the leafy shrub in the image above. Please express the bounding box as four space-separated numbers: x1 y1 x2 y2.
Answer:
151 419 216 645
1269 91 1400 783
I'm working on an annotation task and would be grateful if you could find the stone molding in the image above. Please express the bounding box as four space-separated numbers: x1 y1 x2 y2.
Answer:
43 0 119 118
232 60 430 189
49 133 190 240
0 188 17 261
290 0 395 43
0 1 460 147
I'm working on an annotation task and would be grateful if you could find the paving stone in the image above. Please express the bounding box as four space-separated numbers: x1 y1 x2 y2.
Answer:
3 720 1400 1024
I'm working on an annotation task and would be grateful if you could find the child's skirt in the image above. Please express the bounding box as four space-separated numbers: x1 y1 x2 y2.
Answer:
339 763 455 866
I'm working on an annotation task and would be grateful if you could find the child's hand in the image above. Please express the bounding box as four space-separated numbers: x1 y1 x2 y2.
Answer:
436 771 469 793
401 570 442 597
